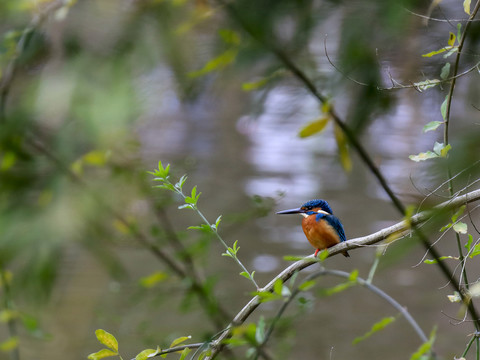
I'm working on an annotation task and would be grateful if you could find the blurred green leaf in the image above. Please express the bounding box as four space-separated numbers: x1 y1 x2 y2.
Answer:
169 335 191 348
189 49 238 77
410 327 436 360
424 256 458 264
423 121 443 133
453 222 467 234
409 151 438 162
135 348 159 360
242 78 269 92
218 29 241 45
298 279 316 291
440 63 450 80
470 244 480 258
334 123 352 172
441 95 449 120
255 316 266 344
139 272 168 288
318 281 355 297
298 117 329 138
179 347 191 360
0 151 16 171
353 316 395 344
273 278 283 295
0 337 18 352
414 79 440 91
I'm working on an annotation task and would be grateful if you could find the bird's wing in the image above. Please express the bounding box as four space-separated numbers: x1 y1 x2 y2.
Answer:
320 214 347 243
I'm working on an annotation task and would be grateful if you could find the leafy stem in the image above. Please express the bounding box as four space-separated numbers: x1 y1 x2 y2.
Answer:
149 161 259 290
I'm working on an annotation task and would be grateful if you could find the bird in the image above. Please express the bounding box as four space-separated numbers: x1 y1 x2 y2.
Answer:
276 199 349 257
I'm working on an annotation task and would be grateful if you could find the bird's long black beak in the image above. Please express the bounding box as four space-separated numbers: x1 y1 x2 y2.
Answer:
276 207 304 215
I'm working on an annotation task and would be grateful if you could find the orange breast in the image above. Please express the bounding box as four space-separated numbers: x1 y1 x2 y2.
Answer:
301 215 341 251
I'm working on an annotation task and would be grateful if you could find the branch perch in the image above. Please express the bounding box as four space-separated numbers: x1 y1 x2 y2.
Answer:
204 188 480 359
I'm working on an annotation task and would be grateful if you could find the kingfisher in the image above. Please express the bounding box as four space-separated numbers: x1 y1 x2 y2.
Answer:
277 199 349 257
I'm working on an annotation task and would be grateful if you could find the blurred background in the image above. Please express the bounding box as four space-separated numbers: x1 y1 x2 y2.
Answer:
1 0 480 359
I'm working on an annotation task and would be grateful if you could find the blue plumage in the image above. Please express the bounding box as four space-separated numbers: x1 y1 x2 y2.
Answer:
316 213 346 243
301 199 333 214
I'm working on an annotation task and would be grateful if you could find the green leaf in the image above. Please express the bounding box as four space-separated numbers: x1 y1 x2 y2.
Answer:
155 161 170 179
470 244 480 258
185 186 201 205
154 183 176 191
175 175 188 191
423 121 443 133
0 151 16 171
318 281 354 296
457 23 462 42
349 269 359 281
214 215 222 229
241 69 285 92
441 95 449 120
0 310 18 323
440 223 452 232
299 280 316 291
440 144 451 157
178 204 194 210
83 150 109 166
318 249 330 261
170 336 191 348
252 290 280 303
424 256 458 264
0 337 18 352
188 224 212 232
139 272 168 288
352 316 395 344
298 117 329 138
273 278 283 295
240 271 251 280
413 79 441 91
447 292 462 303
179 347 192 360
409 151 438 162
422 47 448 57
95 329 118 352
410 327 436 360
334 123 352 172
440 63 450 80
447 32 456 46
465 234 473 252
255 317 266 344
453 222 468 234
242 78 269 91
189 49 238 77
443 47 458 58
87 349 118 360
135 348 159 360
219 29 241 45
451 206 466 222
464 0 471 15
283 255 305 261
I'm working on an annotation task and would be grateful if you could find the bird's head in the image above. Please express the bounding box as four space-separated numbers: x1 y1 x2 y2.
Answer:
276 199 333 216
